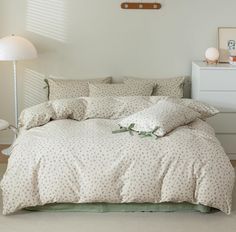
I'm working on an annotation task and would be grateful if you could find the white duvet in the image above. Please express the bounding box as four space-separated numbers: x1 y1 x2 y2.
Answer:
0 96 235 215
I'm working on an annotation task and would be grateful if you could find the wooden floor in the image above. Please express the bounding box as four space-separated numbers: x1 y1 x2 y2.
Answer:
1 144 236 167
0 145 9 163
232 160 236 167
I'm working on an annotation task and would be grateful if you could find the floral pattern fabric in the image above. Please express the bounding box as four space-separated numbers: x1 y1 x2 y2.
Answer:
88 83 154 97
1 97 234 215
118 100 201 137
124 77 185 98
46 76 112 100
18 97 219 130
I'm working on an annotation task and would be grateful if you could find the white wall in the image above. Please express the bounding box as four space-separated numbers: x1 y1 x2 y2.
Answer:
0 0 236 143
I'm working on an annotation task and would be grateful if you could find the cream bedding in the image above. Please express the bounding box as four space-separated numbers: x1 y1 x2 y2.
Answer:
0 97 235 215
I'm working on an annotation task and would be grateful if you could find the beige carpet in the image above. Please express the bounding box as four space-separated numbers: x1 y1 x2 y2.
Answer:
0 164 236 232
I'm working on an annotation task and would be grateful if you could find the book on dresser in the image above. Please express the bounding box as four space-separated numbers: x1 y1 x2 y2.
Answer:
192 61 236 160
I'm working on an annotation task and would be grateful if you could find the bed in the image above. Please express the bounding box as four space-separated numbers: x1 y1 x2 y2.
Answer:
0 94 235 215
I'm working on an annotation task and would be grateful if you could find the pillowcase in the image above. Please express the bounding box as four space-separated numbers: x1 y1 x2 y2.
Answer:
147 97 219 120
85 96 162 119
89 83 154 97
51 98 87 121
118 100 200 137
168 98 219 120
18 102 55 130
45 76 112 100
19 98 87 130
124 76 185 98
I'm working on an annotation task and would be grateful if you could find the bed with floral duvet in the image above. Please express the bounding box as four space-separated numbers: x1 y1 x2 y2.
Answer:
0 96 235 215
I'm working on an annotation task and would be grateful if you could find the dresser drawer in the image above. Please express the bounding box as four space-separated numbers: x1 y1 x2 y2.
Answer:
207 113 236 133
200 70 236 91
199 91 236 112
216 134 236 154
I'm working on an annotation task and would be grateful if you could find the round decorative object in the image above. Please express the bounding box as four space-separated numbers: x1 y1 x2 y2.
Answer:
205 47 220 64
0 119 9 131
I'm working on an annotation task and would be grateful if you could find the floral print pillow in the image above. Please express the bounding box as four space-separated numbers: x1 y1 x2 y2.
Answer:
118 100 200 137
46 76 112 100
18 102 55 130
124 77 185 98
88 83 154 97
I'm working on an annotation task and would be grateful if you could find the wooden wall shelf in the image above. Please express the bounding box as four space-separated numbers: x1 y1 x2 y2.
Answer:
121 2 161 10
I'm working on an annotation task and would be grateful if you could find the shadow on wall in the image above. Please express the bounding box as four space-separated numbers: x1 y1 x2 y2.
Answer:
24 68 48 108
184 78 191 98
26 0 68 43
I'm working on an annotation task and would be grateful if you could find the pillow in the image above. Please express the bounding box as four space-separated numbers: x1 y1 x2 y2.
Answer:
124 76 185 98
168 98 220 120
18 102 55 129
51 98 87 121
45 76 112 100
89 83 154 97
19 98 88 130
85 96 164 119
118 100 200 137
147 97 219 120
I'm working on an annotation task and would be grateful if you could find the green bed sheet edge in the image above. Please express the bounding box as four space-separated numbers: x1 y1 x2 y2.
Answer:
25 202 213 213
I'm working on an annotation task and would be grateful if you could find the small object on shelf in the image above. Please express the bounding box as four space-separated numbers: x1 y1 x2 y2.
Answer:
229 50 236 65
121 2 161 10
205 47 219 64
229 56 236 65
218 27 236 63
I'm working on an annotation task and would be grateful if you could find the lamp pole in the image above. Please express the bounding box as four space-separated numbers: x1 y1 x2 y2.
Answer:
0 35 38 155
13 60 18 127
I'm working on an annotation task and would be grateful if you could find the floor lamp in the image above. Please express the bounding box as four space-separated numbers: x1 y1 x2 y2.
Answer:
0 35 37 155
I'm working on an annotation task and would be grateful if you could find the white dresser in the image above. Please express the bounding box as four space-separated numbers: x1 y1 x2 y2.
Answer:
192 61 236 160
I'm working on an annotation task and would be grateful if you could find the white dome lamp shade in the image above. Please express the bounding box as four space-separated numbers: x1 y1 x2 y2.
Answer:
0 35 37 61
0 35 37 156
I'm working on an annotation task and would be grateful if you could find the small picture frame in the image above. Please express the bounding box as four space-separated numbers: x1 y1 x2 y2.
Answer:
218 27 236 63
